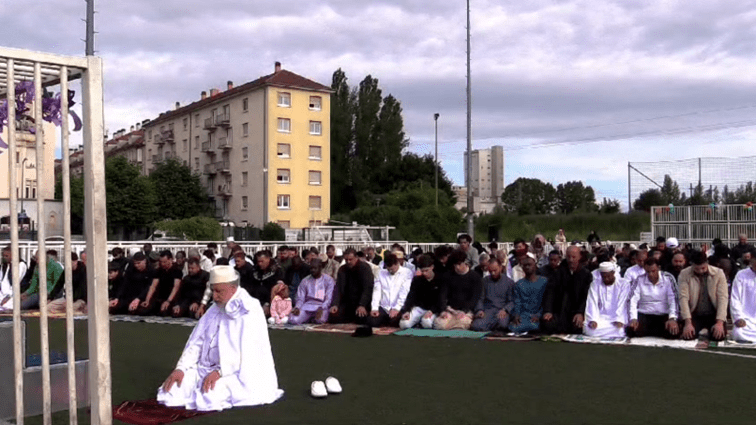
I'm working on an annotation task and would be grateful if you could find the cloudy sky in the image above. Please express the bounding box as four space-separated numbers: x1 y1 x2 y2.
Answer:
5 0 756 209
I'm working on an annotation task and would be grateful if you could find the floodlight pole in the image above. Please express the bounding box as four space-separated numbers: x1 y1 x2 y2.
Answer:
85 0 95 56
434 113 439 208
465 0 474 236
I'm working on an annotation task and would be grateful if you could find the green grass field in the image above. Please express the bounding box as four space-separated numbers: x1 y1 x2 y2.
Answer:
17 319 756 424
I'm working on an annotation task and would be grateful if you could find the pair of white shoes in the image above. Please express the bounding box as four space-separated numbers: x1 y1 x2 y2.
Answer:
310 377 341 398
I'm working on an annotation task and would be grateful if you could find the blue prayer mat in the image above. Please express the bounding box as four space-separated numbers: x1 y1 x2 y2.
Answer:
393 328 489 339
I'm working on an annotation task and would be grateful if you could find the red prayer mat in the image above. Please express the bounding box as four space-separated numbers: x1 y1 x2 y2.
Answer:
112 399 215 425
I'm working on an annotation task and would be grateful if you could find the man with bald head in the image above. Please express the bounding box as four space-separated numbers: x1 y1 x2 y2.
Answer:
288 259 335 325
541 245 593 335
731 233 754 264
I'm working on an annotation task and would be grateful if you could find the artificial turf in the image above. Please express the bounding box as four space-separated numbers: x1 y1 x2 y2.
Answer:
16 318 756 424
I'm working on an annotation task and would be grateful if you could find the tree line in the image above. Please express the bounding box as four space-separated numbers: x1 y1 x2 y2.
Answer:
633 175 756 211
499 178 620 215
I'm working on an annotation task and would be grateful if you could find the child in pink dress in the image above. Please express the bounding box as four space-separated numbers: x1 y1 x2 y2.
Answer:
268 281 292 325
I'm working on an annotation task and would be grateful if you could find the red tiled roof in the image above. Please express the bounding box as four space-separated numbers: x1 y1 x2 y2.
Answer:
146 69 331 127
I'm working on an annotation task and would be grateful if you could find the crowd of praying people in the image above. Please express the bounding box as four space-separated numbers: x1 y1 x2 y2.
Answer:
4 231 756 343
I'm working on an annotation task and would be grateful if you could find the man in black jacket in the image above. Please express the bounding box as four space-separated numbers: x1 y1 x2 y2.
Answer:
173 258 209 318
246 250 283 317
329 248 374 324
47 252 87 313
399 254 447 329
541 245 592 334
109 253 154 314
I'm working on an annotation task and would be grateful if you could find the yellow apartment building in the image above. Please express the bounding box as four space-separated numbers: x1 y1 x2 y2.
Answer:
142 62 331 230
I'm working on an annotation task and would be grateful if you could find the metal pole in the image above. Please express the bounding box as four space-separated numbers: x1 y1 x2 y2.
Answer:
85 0 95 56
434 113 439 208
83 56 112 425
7 58 24 425
627 162 631 213
465 0 474 236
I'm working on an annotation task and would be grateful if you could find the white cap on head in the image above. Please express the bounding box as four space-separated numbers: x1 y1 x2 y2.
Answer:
226 236 235 242
526 252 536 260
210 265 240 286
629 244 638 250
666 237 679 248
599 262 615 273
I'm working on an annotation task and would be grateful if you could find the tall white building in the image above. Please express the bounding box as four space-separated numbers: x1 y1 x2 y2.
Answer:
459 146 505 214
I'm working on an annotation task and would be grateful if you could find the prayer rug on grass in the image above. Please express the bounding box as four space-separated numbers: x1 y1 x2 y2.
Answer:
110 315 197 327
557 334 629 345
309 323 397 335
0 310 87 320
393 328 489 339
713 338 756 349
113 399 214 425
268 323 316 331
484 331 540 342
627 337 700 349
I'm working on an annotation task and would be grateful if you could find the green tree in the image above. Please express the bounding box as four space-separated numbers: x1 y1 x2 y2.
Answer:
149 158 212 220
353 75 382 191
330 68 356 213
154 216 222 240
261 222 286 241
555 181 597 214
501 178 556 215
598 198 621 214
105 156 158 236
633 188 665 212
660 175 682 205
54 175 85 234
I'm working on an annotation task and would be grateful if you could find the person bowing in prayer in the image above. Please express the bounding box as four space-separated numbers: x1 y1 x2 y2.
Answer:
158 265 284 411
583 262 631 338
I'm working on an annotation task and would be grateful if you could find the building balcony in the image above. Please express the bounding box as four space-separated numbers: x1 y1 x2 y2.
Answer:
214 112 230 127
164 151 174 160
204 117 217 130
161 129 174 143
204 163 217 175
201 141 214 152
152 154 161 163
217 135 233 149
216 160 231 174
216 184 232 197
154 134 165 145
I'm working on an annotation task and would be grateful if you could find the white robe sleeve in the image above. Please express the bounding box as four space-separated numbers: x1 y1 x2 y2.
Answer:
629 279 641 321
371 273 382 311
613 281 631 325
666 277 678 320
730 271 747 323
175 309 213 372
584 281 601 323
392 269 413 311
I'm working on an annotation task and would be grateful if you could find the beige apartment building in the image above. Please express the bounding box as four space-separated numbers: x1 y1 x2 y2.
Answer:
142 62 331 230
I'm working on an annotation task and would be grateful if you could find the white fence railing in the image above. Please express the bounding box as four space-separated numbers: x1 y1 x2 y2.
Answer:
651 204 756 246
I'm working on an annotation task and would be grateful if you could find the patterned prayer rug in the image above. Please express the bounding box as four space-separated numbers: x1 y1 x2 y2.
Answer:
556 334 629 345
112 399 214 425
309 323 398 335
393 328 489 339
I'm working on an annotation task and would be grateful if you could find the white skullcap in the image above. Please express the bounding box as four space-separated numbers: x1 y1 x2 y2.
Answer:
599 262 615 273
666 237 679 248
526 252 536 260
226 236 235 242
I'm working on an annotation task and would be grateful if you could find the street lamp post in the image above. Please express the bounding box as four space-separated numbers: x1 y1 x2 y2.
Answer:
434 113 439 208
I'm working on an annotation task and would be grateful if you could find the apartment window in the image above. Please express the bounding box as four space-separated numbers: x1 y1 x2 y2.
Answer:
242 123 249 137
309 220 322 227
242 146 249 160
194 157 199 170
309 121 322 135
309 96 322 111
241 196 248 211
242 97 249 112
195 135 199 149
309 196 322 210
183 118 188 130
308 145 322 160
194 114 199 127
277 92 291 107
183 139 188 152
278 220 290 229
241 172 248 187
277 143 291 158
168 123 174 131
277 195 290 209
15 152 19 164
277 118 291 133
148 130 152 139
308 170 321 185
277 169 290 184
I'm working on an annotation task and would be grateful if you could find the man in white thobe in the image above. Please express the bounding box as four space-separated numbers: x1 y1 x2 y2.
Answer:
158 265 284 411
0 246 27 310
730 253 756 342
368 252 412 328
584 262 631 338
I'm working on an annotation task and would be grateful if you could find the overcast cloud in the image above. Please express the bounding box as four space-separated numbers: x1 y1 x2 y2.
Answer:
4 0 756 208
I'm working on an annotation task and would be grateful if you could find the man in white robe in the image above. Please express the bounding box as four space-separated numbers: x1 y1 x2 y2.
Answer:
730 253 756 342
158 265 284 411
584 262 631 338
0 246 27 310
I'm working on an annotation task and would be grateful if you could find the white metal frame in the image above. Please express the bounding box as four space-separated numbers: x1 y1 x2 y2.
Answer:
651 204 756 247
1 46 110 425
